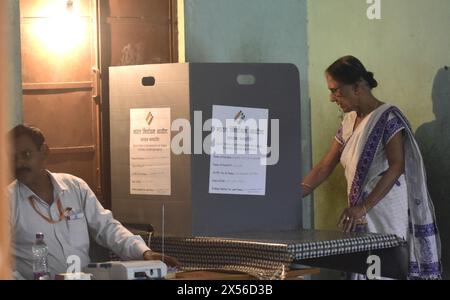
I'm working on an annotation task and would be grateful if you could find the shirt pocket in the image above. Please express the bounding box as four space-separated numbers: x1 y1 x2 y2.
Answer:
67 218 90 248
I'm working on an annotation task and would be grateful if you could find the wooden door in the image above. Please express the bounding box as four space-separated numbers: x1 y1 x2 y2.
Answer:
20 0 103 202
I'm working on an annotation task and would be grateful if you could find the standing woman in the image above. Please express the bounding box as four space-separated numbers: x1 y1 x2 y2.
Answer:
301 55 442 279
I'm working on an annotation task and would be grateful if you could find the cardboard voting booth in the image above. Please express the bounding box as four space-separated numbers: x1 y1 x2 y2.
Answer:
109 63 302 236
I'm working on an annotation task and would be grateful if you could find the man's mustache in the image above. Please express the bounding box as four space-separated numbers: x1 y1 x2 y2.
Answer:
15 167 31 175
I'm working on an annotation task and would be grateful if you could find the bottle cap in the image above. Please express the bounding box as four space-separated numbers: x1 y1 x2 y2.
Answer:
36 232 44 239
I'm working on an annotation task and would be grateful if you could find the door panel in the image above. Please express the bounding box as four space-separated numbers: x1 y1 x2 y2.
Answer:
109 22 172 65
20 0 92 17
22 91 96 146
21 18 93 83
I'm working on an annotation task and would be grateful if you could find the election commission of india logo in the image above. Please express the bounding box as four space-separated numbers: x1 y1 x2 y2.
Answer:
146 111 154 126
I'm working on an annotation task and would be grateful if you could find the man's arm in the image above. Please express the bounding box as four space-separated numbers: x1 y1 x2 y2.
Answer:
77 179 180 267
78 179 150 261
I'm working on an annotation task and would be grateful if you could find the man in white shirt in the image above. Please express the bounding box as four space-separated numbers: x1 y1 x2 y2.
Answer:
8 124 179 280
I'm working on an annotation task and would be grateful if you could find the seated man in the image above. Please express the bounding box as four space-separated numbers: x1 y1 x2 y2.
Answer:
8 124 179 279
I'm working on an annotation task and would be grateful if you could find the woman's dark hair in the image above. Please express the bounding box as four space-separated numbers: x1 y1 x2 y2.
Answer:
10 124 45 149
326 55 378 89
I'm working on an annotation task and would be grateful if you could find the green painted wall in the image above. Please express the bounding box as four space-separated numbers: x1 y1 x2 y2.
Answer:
309 0 450 277
184 0 313 228
4 0 23 128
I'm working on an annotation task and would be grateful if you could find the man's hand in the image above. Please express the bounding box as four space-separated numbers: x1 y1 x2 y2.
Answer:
143 250 181 268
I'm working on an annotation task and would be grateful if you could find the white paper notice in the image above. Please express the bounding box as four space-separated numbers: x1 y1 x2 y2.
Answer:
130 108 171 195
209 105 269 196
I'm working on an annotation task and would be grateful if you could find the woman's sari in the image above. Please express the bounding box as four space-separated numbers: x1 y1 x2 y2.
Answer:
336 103 442 279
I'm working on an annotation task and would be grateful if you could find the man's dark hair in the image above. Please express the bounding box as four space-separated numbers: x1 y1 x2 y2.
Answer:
326 55 378 89
10 124 46 149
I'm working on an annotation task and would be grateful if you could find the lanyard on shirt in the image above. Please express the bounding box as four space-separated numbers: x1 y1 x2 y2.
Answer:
28 196 68 224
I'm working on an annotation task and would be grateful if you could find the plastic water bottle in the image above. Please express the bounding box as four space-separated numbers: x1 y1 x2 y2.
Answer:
32 233 50 280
